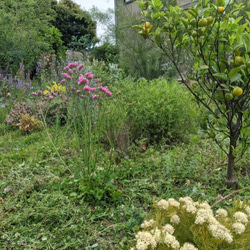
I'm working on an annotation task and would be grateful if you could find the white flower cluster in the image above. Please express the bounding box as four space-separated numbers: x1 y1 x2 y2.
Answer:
141 219 156 229
135 222 179 249
132 197 249 250
215 208 228 217
234 211 248 225
150 227 162 243
135 231 157 250
179 197 194 203
168 198 180 208
231 222 246 235
208 224 233 243
164 233 180 249
180 242 199 250
194 207 214 225
170 214 180 225
157 199 169 210
194 201 234 244
179 197 197 214
162 224 175 234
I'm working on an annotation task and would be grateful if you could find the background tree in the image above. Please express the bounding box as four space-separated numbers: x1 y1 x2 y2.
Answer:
51 0 97 48
89 6 116 44
0 0 65 76
134 0 250 187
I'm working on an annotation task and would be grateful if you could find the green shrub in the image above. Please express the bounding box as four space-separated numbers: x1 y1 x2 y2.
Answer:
130 197 250 250
91 42 119 64
103 78 198 149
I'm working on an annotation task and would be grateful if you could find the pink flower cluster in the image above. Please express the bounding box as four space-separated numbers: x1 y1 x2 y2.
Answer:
83 85 96 92
64 62 79 71
98 86 112 96
78 75 89 85
32 90 43 96
62 73 72 79
60 61 112 100
92 95 99 99
78 64 84 70
85 72 94 79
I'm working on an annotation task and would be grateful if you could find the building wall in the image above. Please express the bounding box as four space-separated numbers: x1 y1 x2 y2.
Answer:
115 0 200 17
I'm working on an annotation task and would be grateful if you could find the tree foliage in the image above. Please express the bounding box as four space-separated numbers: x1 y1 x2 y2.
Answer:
51 0 97 48
0 0 97 76
0 0 55 74
134 0 250 187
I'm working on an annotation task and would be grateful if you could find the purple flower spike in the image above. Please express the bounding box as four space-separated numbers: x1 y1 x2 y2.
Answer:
76 90 81 94
80 95 86 98
68 69 73 74
32 92 38 96
49 96 54 100
40 102 45 108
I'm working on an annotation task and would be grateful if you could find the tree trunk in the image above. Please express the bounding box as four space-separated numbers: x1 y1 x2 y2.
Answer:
225 127 239 188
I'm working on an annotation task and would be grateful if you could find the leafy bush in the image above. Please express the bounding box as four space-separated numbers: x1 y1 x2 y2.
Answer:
130 197 250 249
104 78 198 149
91 42 119 64
5 102 33 126
15 114 43 133
31 81 68 126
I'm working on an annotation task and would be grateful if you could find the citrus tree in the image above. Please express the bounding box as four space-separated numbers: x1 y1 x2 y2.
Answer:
134 0 250 187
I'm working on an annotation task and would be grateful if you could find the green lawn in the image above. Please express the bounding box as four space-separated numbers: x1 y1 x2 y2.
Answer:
0 126 249 249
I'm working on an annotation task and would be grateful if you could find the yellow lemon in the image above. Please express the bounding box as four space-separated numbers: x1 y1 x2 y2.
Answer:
145 22 151 29
232 87 243 97
218 6 225 14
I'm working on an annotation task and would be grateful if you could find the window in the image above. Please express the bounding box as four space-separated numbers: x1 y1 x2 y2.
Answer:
124 0 134 4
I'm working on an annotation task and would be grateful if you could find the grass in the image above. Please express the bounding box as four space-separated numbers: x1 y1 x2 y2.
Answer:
0 61 249 249
0 126 249 249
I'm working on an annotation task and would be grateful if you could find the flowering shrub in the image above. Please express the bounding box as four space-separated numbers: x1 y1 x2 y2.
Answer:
32 61 114 200
31 81 68 126
5 101 33 126
43 81 66 95
32 62 112 126
130 197 250 250
15 114 43 133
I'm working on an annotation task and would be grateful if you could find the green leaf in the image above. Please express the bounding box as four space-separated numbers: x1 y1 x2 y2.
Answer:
154 34 161 46
199 65 209 70
132 25 143 30
150 0 163 11
151 12 165 20
228 67 241 79
230 73 241 83
213 73 228 81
